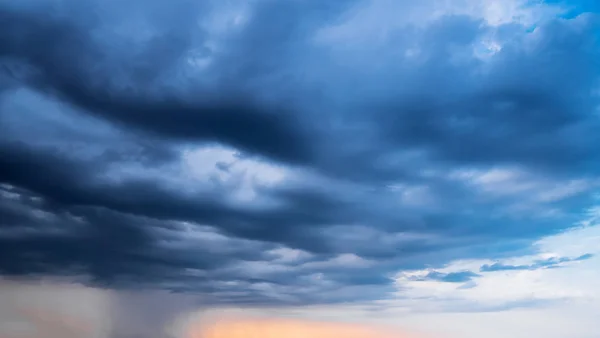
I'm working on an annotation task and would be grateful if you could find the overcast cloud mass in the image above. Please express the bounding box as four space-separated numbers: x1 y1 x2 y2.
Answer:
1 0 600 337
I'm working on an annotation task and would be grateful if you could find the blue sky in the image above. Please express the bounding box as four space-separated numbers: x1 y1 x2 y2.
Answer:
0 0 599 337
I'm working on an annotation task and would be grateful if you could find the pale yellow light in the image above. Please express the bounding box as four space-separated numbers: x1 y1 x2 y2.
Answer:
189 317 418 338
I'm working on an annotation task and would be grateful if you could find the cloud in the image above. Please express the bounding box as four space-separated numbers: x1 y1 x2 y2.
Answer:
480 253 594 272
426 271 481 283
397 270 480 284
0 0 315 165
244 208 600 337
0 0 599 308
389 206 600 315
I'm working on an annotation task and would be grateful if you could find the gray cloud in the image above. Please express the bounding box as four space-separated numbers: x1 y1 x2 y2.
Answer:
416 271 481 283
0 1 317 165
480 253 594 272
0 0 599 305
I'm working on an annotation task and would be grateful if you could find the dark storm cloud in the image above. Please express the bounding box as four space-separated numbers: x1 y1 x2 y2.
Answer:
0 141 393 302
336 14 600 177
0 1 314 164
0 0 600 305
0 141 349 253
0 182 278 291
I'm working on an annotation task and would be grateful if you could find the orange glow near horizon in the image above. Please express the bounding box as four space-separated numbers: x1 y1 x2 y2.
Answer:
188 317 420 338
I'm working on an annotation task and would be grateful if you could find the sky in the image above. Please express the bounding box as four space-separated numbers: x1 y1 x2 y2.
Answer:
0 0 599 337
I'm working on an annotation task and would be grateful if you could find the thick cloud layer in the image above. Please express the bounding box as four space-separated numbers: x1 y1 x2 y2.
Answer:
0 0 599 305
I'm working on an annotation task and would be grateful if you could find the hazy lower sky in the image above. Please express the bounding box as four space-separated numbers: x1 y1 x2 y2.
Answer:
1 0 599 337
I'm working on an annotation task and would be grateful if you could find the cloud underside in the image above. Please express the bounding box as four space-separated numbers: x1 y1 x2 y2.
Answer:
0 0 599 305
